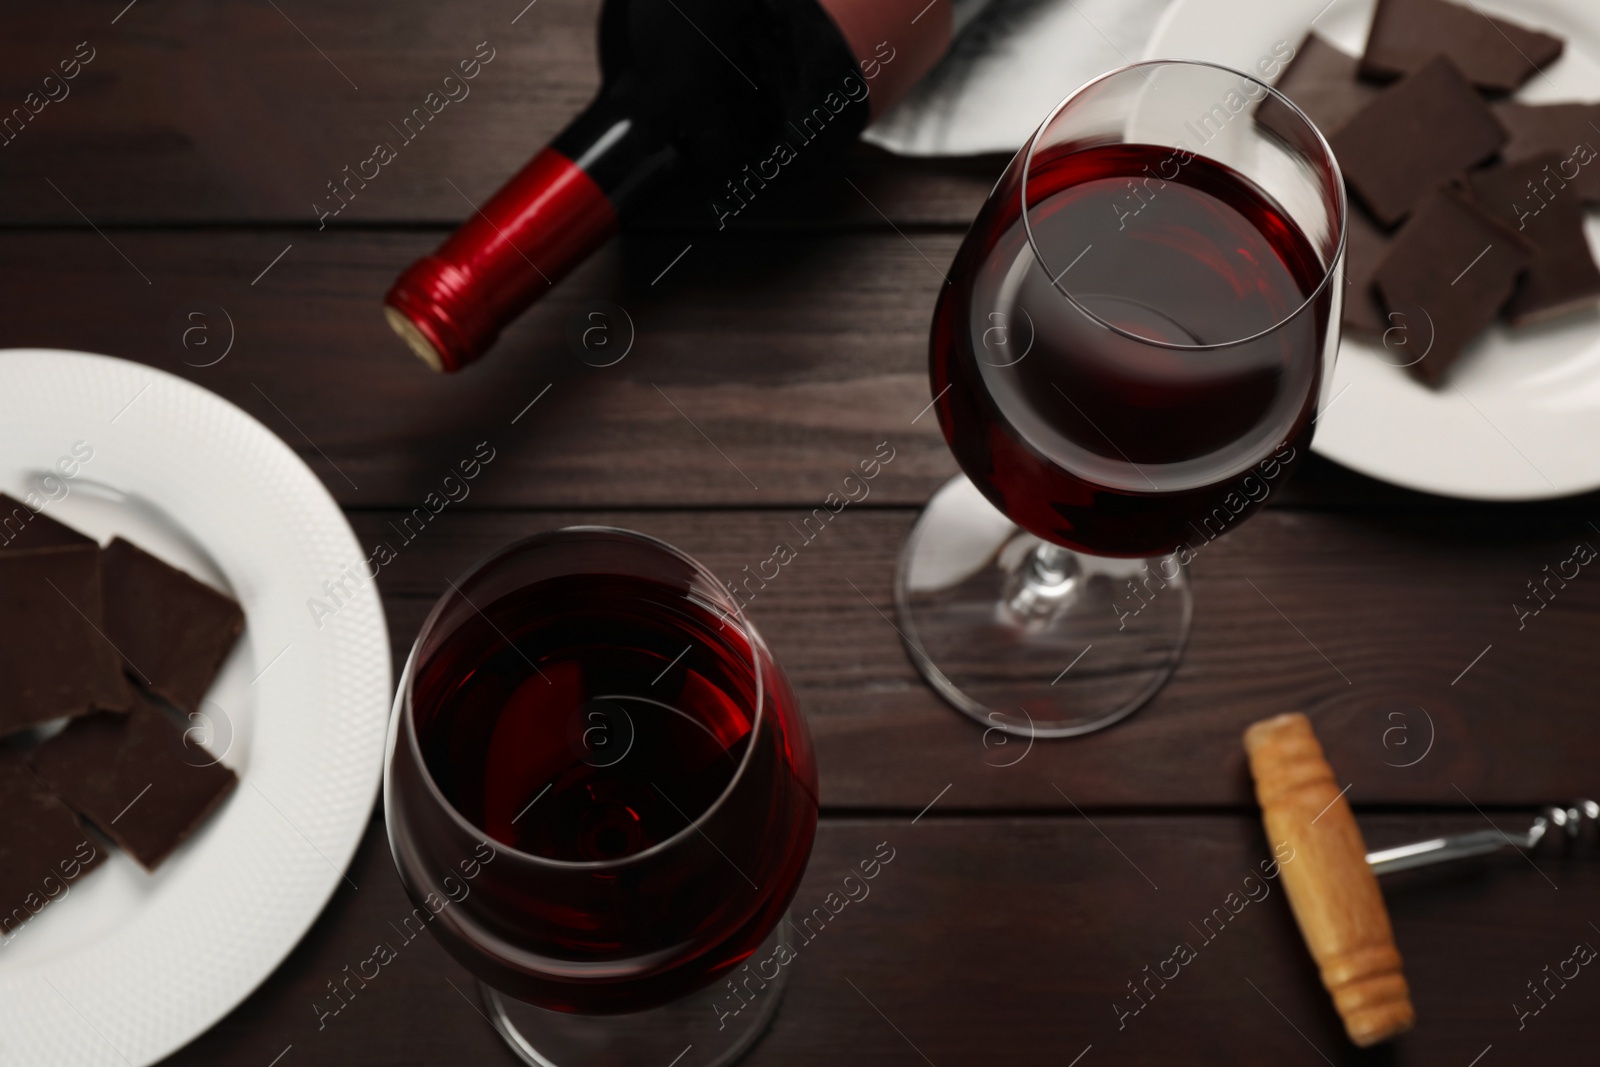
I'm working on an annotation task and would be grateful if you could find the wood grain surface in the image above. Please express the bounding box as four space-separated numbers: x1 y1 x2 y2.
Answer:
359 507 1600 810
164 814 1599 1067
2 0 1596 1062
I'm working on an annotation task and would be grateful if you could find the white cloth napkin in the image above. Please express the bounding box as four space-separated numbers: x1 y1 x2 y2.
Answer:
864 0 1175 156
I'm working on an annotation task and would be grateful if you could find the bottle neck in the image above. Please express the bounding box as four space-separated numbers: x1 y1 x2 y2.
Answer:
552 89 681 211
384 92 679 373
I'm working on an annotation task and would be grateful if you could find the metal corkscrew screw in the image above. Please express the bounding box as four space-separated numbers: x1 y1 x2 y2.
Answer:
1366 799 1600 876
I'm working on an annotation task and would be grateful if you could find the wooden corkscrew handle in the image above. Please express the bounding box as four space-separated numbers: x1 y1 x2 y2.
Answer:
1243 713 1415 1047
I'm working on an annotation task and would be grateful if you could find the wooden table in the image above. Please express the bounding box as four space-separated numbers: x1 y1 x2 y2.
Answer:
5 3 1598 1063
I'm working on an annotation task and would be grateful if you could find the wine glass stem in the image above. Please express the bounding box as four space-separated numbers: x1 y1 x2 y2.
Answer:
1006 541 1083 621
1031 542 1076 583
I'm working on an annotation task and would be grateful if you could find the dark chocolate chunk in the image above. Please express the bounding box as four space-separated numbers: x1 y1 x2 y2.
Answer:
1330 56 1506 227
1492 102 1600 205
0 493 94 552
101 537 244 715
1468 153 1600 325
1341 203 1393 339
0 747 104 935
31 698 237 871
0 545 134 736
1258 34 1382 142
1372 182 1534 385
1361 0 1564 93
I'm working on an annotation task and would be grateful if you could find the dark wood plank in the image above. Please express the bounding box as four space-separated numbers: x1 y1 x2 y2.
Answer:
0 0 994 228
0 228 956 507
163 810 1600 1066
8 228 1600 513
357 507 1600 807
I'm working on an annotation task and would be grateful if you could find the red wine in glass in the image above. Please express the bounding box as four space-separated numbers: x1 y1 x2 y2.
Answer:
898 59 1346 738
413 572 761 865
932 142 1332 558
385 528 818 1057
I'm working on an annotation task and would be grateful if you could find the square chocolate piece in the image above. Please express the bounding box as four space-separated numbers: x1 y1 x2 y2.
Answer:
1331 56 1506 227
0 544 134 736
1469 153 1600 325
0 493 94 552
32 698 237 870
1361 0 1564 94
1341 203 1394 339
1372 182 1534 385
101 537 244 715
0 746 104 934
1258 34 1382 143
1492 102 1600 205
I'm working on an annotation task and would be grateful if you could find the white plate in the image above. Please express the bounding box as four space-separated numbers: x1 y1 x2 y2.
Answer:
0 349 391 1066
1146 0 1600 499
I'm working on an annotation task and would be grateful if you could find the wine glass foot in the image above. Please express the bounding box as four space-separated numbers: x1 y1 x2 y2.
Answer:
480 917 792 1067
894 475 1192 737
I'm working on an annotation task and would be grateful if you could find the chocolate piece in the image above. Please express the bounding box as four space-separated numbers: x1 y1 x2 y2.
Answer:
1361 0 1564 94
1468 154 1600 325
1372 182 1534 385
1341 203 1393 338
101 537 244 715
0 545 133 736
32 698 237 870
1330 56 1506 227
1492 102 1600 205
0 747 103 935
0 493 94 552
1258 34 1382 142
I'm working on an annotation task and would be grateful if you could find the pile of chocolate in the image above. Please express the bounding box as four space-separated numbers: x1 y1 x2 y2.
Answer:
1258 0 1600 384
0 495 244 931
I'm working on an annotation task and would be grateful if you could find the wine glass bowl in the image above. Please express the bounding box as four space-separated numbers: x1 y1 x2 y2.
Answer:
384 527 817 1062
898 60 1346 737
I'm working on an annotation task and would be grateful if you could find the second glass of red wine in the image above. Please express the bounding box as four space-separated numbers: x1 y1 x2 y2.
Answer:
384 528 818 1066
898 60 1346 737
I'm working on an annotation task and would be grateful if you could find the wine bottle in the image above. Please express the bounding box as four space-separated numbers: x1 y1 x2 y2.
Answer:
384 0 990 372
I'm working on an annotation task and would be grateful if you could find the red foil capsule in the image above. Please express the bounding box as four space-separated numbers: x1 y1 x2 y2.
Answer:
384 148 617 373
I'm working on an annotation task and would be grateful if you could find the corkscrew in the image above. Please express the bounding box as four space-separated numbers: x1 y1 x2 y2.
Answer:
1242 713 1596 1049
1366 798 1599 875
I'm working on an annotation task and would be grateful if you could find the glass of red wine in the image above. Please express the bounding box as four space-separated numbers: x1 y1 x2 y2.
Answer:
384 527 818 1066
897 60 1346 737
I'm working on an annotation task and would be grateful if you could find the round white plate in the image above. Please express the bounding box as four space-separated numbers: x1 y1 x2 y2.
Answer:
1146 0 1600 499
0 349 391 1066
